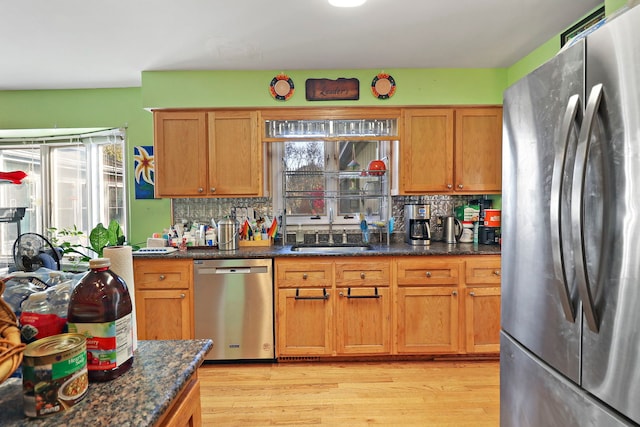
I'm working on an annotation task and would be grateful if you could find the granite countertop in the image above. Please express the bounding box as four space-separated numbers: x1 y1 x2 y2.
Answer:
134 241 501 260
0 339 213 427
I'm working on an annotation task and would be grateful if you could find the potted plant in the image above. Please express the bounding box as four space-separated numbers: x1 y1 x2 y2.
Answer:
49 220 137 262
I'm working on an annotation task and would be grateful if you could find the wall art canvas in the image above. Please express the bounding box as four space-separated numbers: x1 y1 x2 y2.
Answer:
134 145 155 199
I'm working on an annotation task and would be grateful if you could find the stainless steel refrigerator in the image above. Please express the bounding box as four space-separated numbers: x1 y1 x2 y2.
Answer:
501 5 640 426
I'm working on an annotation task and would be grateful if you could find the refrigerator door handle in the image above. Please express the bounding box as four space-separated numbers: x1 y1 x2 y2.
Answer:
571 83 603 333
550 94 582 322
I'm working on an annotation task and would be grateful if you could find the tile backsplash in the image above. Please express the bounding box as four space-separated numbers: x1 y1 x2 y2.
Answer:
172 194 498 243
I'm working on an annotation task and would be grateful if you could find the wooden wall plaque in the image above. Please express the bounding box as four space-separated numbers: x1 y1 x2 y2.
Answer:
305 78 359 101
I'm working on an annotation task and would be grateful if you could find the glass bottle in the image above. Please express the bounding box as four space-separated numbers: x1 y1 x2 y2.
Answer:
67 258 134 382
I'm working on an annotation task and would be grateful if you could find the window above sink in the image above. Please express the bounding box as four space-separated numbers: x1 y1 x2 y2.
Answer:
264 116 397 239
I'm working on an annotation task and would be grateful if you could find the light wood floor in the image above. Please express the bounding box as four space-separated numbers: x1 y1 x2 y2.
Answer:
198 359 500 426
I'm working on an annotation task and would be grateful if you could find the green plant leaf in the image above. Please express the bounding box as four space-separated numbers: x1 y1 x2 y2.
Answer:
89 223 111 257
107 219 123 246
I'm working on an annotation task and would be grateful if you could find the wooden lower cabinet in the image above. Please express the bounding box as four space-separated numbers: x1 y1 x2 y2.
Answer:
396 286 459 354
158 375 202 427
277 287 334 356
275 257 391 358
336 286 391 355
133 258 194 340
463 256 501 354
464 286 501 354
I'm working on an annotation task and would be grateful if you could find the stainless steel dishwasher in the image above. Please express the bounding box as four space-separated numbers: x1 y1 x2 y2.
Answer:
194 258 274 361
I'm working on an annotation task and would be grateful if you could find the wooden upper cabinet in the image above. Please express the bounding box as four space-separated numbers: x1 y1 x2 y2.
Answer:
401 108 454 193
154 111 208 197
207 111 261 196
153 109 261 197
454 107 503 194
400 106 502 194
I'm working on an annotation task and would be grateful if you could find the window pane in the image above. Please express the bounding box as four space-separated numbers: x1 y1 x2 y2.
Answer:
0 148 40 257
51 146 88 231
100 143 125 229
284 141 325 216
338 140 382 217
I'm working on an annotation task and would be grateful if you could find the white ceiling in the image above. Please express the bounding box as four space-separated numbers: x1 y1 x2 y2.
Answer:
0 0 602 91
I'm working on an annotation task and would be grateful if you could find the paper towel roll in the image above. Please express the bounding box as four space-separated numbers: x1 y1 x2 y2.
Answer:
103 246 138 351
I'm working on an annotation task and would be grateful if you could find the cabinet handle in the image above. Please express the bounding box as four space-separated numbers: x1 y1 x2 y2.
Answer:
452 290 458 296
360 272 365 279
447 184 453 189
180 293 185 299
197 188 204 193
470 291 476 297
343 287 381 299
425 271 432 278
210 187 216 193
458 184 463 189
159 275 166 280
295 288 329 300
302 273 308 280
493 270 501 276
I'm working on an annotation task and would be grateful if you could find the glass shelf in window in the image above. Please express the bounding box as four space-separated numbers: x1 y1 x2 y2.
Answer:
265 118 397 138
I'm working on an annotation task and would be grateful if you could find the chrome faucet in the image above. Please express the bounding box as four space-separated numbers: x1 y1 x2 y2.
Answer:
328 207 334 244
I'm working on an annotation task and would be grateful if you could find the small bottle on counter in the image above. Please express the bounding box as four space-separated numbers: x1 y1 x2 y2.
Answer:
67 258 133 382
296 224 304 244
19 291 63 343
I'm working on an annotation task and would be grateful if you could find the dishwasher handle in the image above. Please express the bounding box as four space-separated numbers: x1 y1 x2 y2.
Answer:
196 266 269 275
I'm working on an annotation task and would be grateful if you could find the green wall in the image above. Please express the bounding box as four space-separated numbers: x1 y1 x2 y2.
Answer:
142 68 506 108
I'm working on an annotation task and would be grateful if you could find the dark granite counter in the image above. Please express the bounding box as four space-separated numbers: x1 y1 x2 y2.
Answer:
134 241 501 260
0 339 213 427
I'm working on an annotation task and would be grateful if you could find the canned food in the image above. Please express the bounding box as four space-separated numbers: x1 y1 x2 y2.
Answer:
22 333 88 418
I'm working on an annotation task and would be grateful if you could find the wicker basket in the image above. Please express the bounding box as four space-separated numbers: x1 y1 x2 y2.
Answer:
0 279 25 384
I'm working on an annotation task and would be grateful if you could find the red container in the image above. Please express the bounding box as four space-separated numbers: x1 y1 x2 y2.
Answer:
484 209 501 227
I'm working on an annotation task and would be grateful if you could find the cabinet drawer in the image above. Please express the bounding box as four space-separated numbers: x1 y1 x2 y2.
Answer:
335 258 391 287
276 259 333 288
465 257 501 285
396 258 461 286
134 259 192 290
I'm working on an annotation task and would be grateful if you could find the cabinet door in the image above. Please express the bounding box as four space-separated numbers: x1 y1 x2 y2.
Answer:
465 286 501 354
336 286 391 355
464 256 501 354
396 287 459 354
276 287 334 357
207 111 261 196
136 289 192 340
154 111 208 197
401 109 454 193
454 107 503 193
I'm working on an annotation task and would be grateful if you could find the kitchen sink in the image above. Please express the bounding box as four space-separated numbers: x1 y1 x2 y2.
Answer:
291 243 373 253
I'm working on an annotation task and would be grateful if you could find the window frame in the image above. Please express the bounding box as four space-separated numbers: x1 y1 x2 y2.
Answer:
0 128 127 259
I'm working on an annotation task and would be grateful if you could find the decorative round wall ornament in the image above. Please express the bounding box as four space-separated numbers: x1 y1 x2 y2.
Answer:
371 73 396 99
269 74 295 101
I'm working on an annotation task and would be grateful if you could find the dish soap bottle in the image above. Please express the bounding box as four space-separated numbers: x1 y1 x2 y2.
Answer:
67 258 134 382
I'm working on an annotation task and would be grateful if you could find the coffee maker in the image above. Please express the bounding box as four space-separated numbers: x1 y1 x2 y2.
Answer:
405 204 431 246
